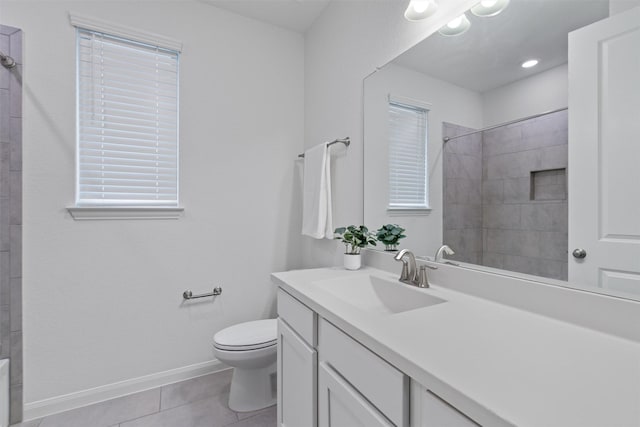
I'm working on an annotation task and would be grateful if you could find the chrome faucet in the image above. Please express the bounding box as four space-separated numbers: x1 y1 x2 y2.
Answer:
434 245 455 263
394 249 435 288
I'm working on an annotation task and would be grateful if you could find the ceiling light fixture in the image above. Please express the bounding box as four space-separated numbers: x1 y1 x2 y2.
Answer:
521 59 539 68
438 14 471 37
404 0 439 22
470 0 510 17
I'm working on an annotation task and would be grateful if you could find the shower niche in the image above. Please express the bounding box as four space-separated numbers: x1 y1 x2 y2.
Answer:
443 109 569 281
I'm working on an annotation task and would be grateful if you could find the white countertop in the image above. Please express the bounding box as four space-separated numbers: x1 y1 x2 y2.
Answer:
272 266 640 427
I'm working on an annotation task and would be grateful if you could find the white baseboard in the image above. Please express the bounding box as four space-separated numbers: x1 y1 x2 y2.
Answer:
24 359 229 421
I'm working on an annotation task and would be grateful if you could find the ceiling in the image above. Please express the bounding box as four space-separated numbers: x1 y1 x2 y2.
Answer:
392 0 610 93
201 0 331 33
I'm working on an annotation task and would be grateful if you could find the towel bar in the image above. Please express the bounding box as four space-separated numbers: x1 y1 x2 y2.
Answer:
183 287 222 300
298 137 350 158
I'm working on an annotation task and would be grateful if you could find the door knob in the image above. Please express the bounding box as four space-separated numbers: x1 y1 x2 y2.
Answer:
572 248 587 259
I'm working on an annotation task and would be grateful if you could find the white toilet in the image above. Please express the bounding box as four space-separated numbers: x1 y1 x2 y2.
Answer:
213 319 277 412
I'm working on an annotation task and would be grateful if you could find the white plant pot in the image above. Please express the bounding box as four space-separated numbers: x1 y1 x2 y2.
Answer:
344 253 362 270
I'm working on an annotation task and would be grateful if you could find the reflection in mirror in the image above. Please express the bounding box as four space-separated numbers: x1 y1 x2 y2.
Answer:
363 1 612 282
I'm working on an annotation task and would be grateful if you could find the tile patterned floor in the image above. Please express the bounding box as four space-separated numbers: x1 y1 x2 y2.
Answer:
11 369 276 427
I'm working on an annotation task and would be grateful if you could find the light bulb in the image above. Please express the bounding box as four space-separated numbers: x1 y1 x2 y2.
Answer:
470 0 510 17
438 14 471 36
481 0 498 7
522 59 539 68
404 0 439 21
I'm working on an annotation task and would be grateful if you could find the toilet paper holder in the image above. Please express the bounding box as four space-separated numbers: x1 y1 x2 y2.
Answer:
183 287 222 300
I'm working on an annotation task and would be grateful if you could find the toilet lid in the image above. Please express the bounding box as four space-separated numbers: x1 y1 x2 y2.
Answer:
214 319 277 351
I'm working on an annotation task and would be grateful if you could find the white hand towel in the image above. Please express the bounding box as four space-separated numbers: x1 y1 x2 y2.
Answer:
302 143 333 239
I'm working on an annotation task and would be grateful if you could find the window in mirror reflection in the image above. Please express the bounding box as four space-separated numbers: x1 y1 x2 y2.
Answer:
388 100 429 210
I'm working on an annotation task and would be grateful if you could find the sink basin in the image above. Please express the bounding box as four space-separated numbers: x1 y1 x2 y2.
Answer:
311 274 446 315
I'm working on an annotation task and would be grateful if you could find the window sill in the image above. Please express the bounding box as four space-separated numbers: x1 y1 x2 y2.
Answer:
67 206 184 220
386 208 432 216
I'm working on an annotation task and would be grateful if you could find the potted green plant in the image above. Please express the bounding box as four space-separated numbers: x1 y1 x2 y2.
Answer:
334 225 377 270
375 224 406 251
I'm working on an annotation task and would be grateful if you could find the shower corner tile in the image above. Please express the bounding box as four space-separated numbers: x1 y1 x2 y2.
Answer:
9 383 23 425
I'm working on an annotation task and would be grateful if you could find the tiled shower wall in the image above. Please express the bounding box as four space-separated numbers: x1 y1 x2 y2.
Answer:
0 24 23 424
482 110 568 280
443 123 483 265
443 110 568 281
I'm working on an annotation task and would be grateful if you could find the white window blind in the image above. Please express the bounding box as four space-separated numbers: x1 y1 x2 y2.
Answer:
76 28 179 207
388 101 428 210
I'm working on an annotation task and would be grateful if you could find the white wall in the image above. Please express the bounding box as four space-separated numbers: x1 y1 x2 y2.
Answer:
363 63 483 256
482 64 569 127
1 0 304 407
302 0 479 267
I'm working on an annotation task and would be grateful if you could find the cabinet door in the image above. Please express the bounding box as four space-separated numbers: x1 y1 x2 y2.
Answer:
277 319 317 427
411 383 479 427
318 362 393 427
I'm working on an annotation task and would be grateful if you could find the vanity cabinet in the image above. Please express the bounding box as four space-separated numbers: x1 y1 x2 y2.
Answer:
277 290 317 427
277 287 479 427
411 383 480 427
318 362 393 427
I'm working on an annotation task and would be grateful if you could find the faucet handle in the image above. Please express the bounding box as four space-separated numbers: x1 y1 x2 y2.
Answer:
417 265 429 288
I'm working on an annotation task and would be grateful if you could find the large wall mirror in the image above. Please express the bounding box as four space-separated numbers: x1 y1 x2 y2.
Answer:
364 0 640 301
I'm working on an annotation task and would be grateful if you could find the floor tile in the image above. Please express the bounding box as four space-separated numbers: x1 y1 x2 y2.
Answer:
236 405 277 421
227 406 276 427
38 388 160 427
160 369 233 411
10 419 41 427
121 392 238 427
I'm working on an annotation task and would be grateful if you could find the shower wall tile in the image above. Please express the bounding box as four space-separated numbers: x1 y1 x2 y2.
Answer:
0 89 9 142
9 32 22 64
483 204 521 229
0 197 9 252
0 67 8 91
443 228 483 253
0 252 8 304
10 331 22 385
482 179 503 204
0 34 8 60
503 178 531 203
538 231 568 261
444 178 481 205
10 225 21 278
10 171 21 225
10 278 21 332
443 204 482 230
9 64 21 118
521 202 568 232
10 117 22 171
0 304 9 359
10 383 22 424
444 153 482 180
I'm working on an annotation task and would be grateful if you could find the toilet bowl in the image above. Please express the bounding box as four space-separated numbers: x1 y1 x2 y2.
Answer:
213 319 277 412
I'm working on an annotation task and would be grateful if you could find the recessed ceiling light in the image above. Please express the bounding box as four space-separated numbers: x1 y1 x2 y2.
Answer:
470 0 510 17
521 59 539 69
438 14 471 37
404 0 439 22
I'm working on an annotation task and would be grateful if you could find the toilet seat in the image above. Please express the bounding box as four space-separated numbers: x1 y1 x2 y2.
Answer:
213 319 277 352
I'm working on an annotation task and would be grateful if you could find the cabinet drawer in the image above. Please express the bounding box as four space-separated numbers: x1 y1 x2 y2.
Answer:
277 288 316 347
319 319 409 427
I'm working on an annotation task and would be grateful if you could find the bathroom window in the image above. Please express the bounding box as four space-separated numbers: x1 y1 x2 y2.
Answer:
387 99 429 210
71 16 182 218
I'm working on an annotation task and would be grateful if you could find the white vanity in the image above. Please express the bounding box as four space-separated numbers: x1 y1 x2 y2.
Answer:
272 265 640 427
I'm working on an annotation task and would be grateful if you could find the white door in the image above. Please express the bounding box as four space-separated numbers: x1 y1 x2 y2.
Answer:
318 362 393 427
277 319 317 427
568 6 640 297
